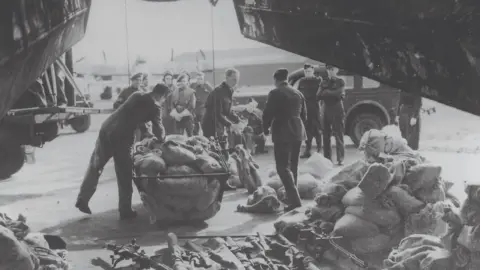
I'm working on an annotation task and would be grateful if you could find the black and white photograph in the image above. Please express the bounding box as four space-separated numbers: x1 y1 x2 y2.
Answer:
0 0 479 269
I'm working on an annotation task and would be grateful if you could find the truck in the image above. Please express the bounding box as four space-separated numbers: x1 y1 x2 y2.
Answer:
0 0 108 179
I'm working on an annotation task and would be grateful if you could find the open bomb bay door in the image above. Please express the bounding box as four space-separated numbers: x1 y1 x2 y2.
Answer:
228 0 480 117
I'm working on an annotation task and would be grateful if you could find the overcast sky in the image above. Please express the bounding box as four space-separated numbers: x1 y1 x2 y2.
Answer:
74 0 262 66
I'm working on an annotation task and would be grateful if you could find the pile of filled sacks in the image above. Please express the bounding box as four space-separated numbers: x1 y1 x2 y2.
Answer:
0 213 69 270
132 135 228 225
233 153 335 214
290 127 459 269
382 182 480 270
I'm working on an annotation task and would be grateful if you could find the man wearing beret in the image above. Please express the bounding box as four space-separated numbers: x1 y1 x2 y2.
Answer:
76 84 169 220
263 68 305 211
317 64 346 165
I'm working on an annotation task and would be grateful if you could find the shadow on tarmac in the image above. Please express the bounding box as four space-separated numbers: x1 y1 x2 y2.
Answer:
40 199 284 252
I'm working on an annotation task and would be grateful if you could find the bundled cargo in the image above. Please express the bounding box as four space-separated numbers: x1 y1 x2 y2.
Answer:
0 213 69 270
132 135 230 225
273 127 461 269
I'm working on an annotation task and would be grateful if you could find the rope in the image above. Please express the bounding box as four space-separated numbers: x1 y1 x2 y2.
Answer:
210 3 216 86
123 0 132 83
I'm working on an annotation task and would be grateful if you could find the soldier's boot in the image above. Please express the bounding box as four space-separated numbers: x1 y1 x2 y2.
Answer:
300 139 312 159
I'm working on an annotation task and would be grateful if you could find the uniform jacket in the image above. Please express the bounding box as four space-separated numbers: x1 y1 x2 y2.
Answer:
169 87 196 115
102 92 165 143
191 82 213 114
202 81 239 137
297 77 322 132
113 86 140 109
263 82 307 143
318 76 346 116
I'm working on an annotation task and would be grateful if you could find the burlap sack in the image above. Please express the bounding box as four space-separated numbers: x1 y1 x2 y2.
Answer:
385 185 425 217
351 233 392 254
357 163 394 198
306 204 344 222
333 214 380 238
403 164 442 191
0 226 37 270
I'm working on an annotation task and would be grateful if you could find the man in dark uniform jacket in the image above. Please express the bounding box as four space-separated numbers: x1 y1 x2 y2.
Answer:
113 73 143 109
297 63 323 158
396 91 422 150
191 72 213 135
318 64 346 165
202 68 240 146
162 71 176 135
75 84 169 220
263 68 306 211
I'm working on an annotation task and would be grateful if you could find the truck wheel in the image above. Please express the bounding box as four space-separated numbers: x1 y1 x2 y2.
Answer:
69 115 91 133
0 145 25 180
349 113 384 147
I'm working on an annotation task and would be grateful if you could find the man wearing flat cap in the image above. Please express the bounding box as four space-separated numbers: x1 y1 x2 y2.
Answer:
318 64 346 165
297 63 323 158
263 68 305 212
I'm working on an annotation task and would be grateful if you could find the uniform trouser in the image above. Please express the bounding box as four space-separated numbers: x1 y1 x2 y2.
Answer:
273 141 302 206
305 131 322 153
254 134 266 152
399 105 421 150
193 108 205 136
323 109 345 163
77 130 134 214
173 115 194 137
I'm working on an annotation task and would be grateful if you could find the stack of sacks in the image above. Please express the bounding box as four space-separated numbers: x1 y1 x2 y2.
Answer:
449 183 480 270
293 128 457 268
132 135 228 224
229 145 262 194
333 163 403 255
265 153 334 200
0 213 69 270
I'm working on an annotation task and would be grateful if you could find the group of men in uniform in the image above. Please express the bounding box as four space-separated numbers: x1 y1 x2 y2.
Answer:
296 63 346 165
74 61 422 219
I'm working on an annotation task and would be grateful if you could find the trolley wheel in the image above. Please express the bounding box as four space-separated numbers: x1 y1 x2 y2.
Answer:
69 115 91 133
0 144 25 180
